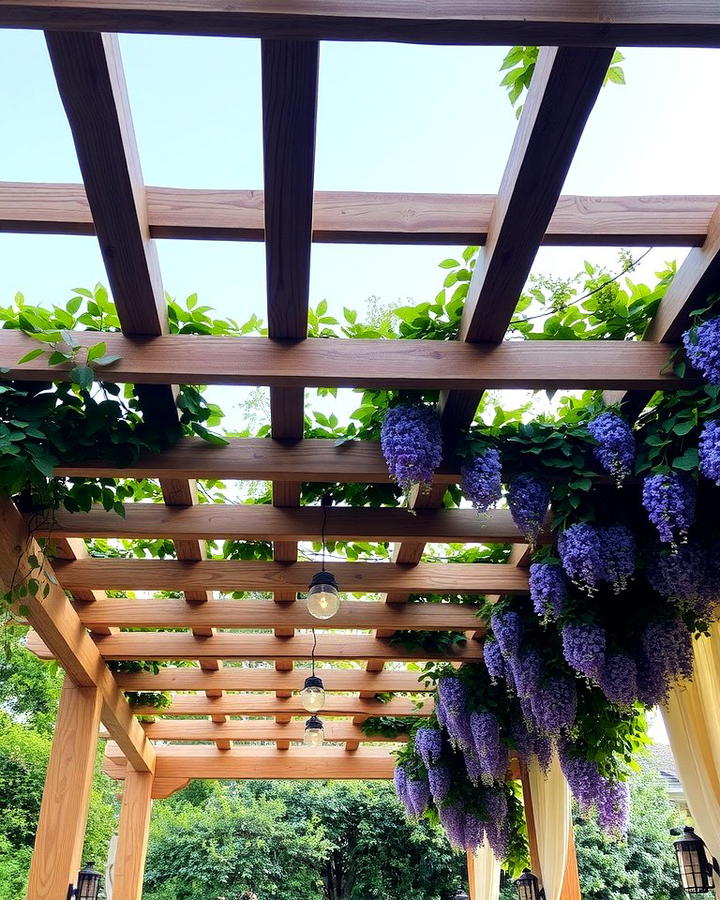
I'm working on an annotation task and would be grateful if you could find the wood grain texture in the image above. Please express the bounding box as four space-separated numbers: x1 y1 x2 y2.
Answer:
26 678 103 900
112 666 437 692
104 744 397 781
559 829 583 900
0 499 154 771
113 768 153 900
4 2 720 46
45 31 166 336
0 330 686 389
2 182 716 245
72 596 484 630
27 629 485 663
40 504 543 544
51 558 529 593
127 695 432 717
123 720 408 742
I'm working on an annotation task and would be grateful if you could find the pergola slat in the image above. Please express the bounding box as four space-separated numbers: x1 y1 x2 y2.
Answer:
27 630 485 663
39 504 543 544
1 182 717 246
114 721 407 742
126 696 433 717
71 597 484 631
50 559 530 593
0 331 687 390
4 2 720 47
112 668 436 693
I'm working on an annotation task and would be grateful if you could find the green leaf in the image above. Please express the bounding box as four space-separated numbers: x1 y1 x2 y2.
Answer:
16 348 45 365
93 353 121 367
86 341 107 362
70 366 94 390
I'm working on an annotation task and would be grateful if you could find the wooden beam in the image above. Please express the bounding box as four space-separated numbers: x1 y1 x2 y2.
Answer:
26 677 103 900
39 504 542 544
111 666 436 693
559 828 583 900
3 2 720 46
113 768 154 900
108 720 408 742
105 744 397 781
0 330 686 390
0 499 154 771
45 31 165 336
1 182 716 246
27 629 484 663
70 596 484 631
50 558 529 593
125 694 432 717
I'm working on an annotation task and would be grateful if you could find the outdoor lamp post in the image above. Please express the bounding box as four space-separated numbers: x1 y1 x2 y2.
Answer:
67 862 102 900
672 826 720 894
304 714 325 747
515 868 546 900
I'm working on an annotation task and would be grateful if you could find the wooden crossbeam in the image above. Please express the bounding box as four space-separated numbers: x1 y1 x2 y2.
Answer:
50 559 529 593
1 183 716 246
0 331 687 390
27 630 485 663
70 597 484 631
105 721 407 742
104 745 396 781
126 695 432 718
39 505 543 544
0 500 154 771
4 2 720 47
111 667 436 693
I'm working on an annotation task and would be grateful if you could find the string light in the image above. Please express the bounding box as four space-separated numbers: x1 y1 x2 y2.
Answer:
300 628 326 712
307 496 341 620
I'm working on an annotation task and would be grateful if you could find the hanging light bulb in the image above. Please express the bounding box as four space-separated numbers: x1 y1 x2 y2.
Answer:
307 570 340 620
304 715 325 747
299 628 326 712
307 497 341 620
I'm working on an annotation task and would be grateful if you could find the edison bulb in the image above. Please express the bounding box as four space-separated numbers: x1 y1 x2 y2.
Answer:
300 675 326 712
307 571 340 620
304 715 325 746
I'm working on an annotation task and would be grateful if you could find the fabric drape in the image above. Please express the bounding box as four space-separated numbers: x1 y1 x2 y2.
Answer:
663 622 720 898
467 841 501 900
527 748 572 900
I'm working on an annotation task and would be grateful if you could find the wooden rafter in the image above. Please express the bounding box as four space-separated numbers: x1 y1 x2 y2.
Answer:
110 721 408 743
119 695 433 718
4 2 720 46
0 331 689 390
27 630 485 663
2 182 717 246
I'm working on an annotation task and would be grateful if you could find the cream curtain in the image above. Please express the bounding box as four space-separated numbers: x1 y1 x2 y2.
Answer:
527 749 572 900
663 622 720 898
467 840 501 900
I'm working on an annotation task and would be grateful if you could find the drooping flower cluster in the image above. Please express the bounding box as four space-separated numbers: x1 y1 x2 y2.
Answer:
587 412 635 485
561 623 606 679
558 523 603 593
683 316 720 385
598 653 638 706
380 404 442 491
414 726 443 768
528 563 568 622
558 743 630 837
490 611 523 658
647 542 719 619
507 475 550 544
634 617 695 707
461 449 502 514
642 472 696 545
529 676 578 733
699 419 720 485
483 639 506 683
598 525 636 592
470 711 508 782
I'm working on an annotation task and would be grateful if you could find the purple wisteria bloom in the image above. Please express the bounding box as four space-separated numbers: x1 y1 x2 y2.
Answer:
461 449 503 513
641 618 694 684
587 411 636 485
406 777 431 818
599 525 636 592
530 676 578 733
485 819 510 861
562 623 606 679
439 805 466 849
507 475 550 544
380 404 443 491
427 766 451 804
529 563 568 622
437 677 467 721
464 814 486 853
470 711 508 781
599 653 638 705
596 780 630 836
491 610 523 658
483 639 506 683
463 748 485 785
414 726 443 769
558 523 604 593
394 765 411 814
635 650 670 707
511 649 543 699
699 419 720 485
642 472 696 545
683 316 720 385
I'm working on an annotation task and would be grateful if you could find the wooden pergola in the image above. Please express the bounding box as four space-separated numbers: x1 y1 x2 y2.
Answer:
2 4 720 899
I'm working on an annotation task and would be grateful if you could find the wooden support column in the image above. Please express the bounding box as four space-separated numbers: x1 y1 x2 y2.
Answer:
559 828 582 900
113 768 154 900
27 676 102 900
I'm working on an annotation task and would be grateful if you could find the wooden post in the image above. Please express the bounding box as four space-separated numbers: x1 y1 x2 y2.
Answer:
27 676 102 900
113 768 154 900
559 827 582 900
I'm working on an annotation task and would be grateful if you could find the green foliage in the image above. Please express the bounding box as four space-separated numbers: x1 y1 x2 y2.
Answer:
359 716 416 738
499 46 625 119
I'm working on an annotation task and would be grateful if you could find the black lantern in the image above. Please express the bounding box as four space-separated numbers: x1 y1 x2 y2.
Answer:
515 868 546 900
672 826 719 894
304 714 325 747
67 862 102 900
453 890 470 900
